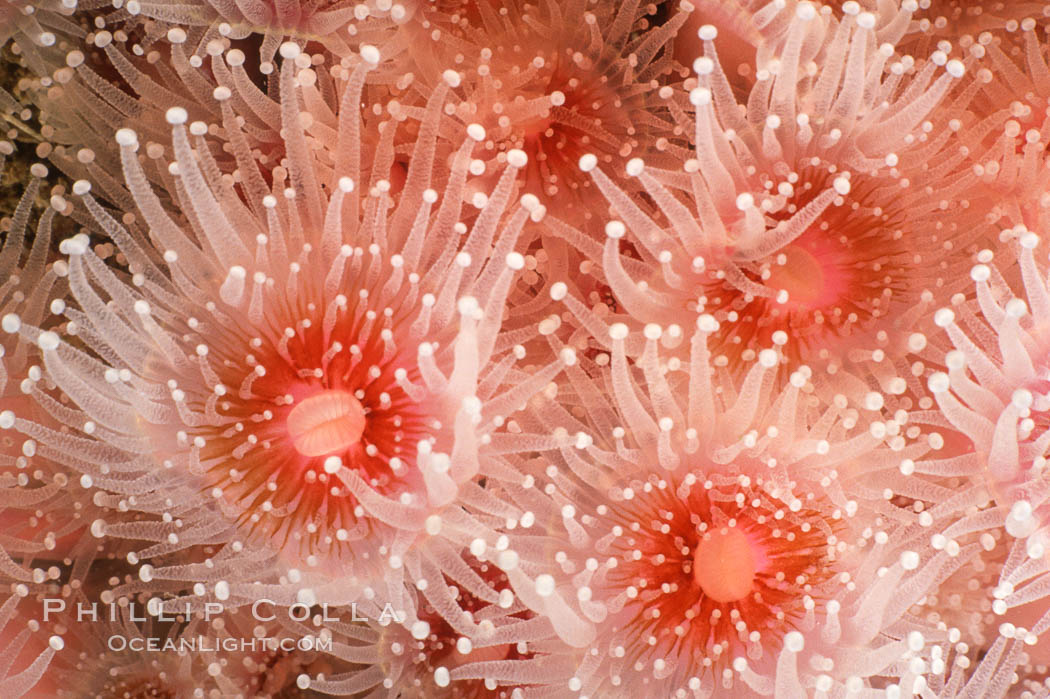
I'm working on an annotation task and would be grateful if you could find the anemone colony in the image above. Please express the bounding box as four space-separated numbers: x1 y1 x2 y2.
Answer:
3 0 1050 697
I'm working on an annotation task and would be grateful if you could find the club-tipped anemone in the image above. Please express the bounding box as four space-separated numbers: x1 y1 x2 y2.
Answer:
561 4 981 384
0 166 109 695
0 382 118 588
587 468 843 688
0 213 229 699
0 557 155 697
1 41 578 578
35 26 403 205
392 562 553 698
83 604 353 698
447 312 967 694
411 0 691 220
675 0 765 95
53 647 206 698
0 391 239 697
914 232 1050 676
6 2 1050 695
33 26 283 204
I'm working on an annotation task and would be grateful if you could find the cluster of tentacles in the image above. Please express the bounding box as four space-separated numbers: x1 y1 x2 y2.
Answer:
1 0 1050 696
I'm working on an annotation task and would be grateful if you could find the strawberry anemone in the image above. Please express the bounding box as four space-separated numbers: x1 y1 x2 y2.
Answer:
904 520 1050 695
456 305 957 694
595 468 839 690
674 1 922 97
920 234 1050 663
40 604 238 699
2 42 571 578
428 0 691 213
571 5 977 383
0 535 153 698
0 167 82 697
35 25 287 206
924 236 1050 509
689 168 922 368
54 649 204 699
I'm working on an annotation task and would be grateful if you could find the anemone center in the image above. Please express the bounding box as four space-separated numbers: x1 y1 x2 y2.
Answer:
765 243 827 309
693 526 757 603
286 390 367 458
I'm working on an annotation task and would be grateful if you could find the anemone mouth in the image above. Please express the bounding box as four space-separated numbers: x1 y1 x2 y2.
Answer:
286 389 368 457
692 526 760 604
602 470 835 665
199 312 428 558
516 56 635 198
760 234 847 312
